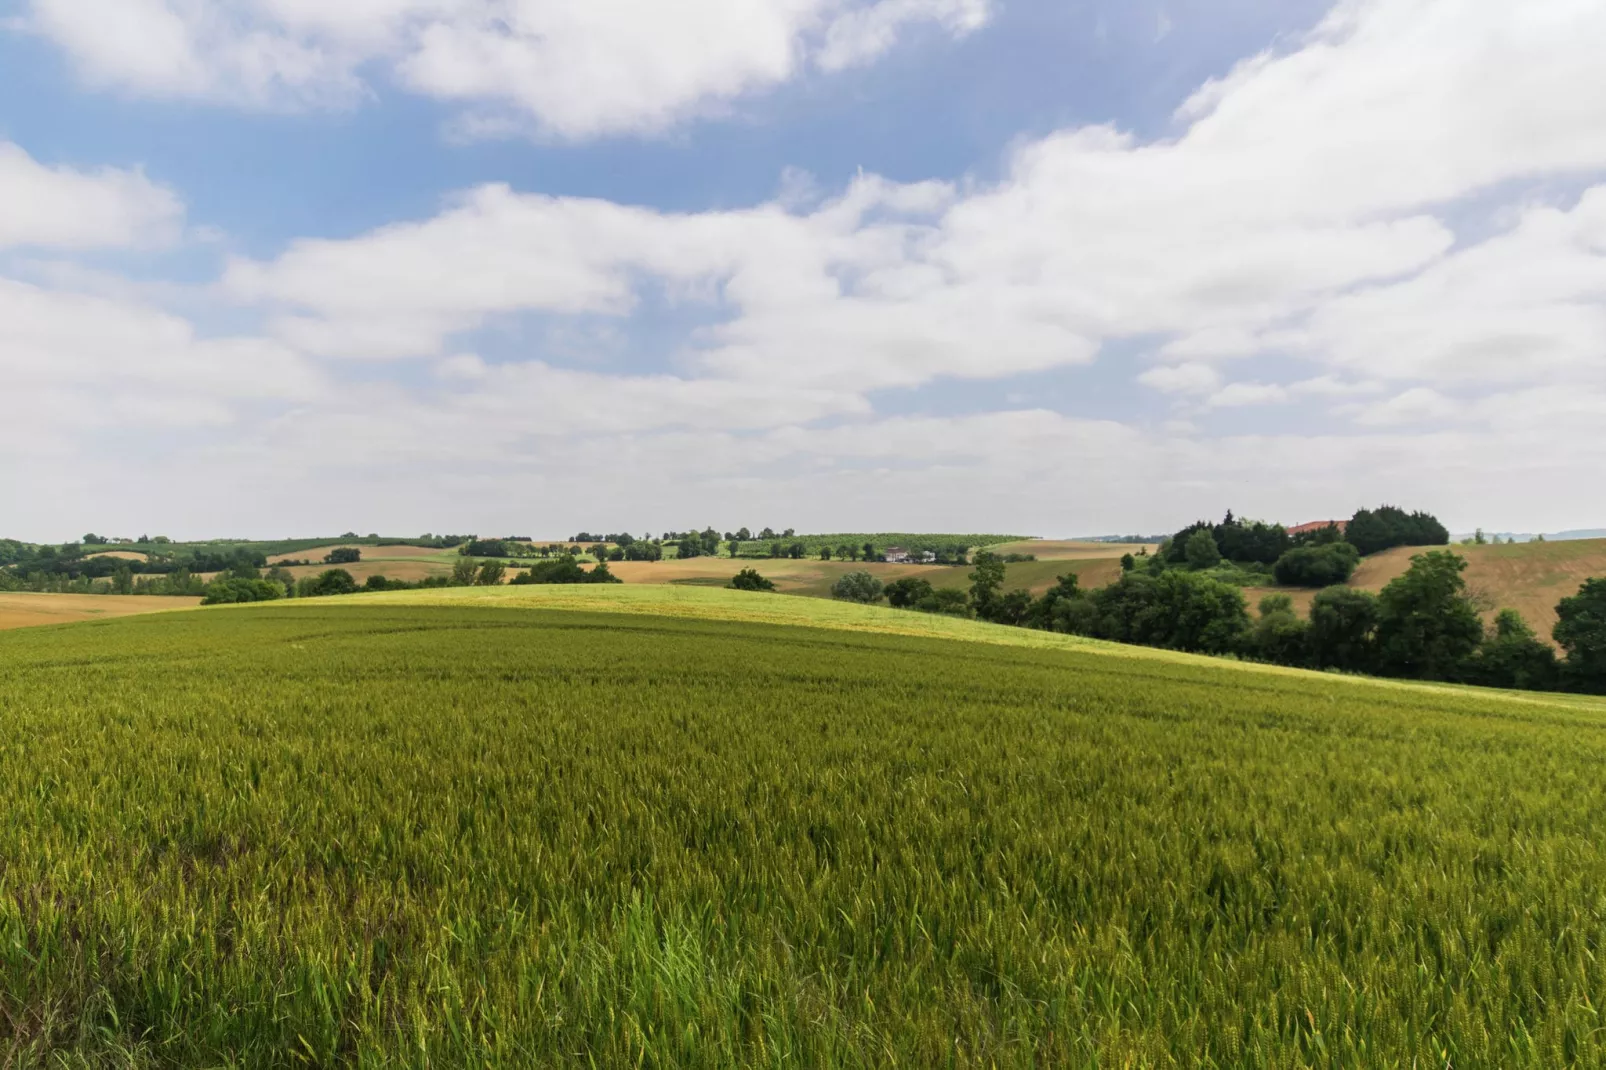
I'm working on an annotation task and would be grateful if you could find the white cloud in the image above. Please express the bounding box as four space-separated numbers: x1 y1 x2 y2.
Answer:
1138 362 1220 395
9 0 1606 538
1206 382 1288 408
22 0 992 137
1351 387 1460 426
0 142 183 249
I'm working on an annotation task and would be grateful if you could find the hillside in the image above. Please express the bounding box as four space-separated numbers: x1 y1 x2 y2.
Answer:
1241 538 1606 638
1 592 1603 1063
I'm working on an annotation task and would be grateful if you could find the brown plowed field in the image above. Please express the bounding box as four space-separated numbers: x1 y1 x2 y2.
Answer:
0 593 201 631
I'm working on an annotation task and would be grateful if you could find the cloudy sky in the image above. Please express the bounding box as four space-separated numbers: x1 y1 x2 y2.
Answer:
1 0 1602 541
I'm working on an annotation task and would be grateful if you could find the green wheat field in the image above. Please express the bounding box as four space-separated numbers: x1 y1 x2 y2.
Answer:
4 592 1606 1066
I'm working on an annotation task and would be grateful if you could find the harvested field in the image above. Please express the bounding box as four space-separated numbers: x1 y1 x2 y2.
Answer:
278 560 452 584
607 557 932 595
0 592 201 631
987 540 1158 560
1348 539 1606 640
85 550 150 562
921 556 1129 596
267 544 450 565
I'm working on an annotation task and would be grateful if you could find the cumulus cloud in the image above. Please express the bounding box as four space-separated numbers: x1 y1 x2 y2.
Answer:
9 0 1606 536
0 142 183 249
22 0 993 137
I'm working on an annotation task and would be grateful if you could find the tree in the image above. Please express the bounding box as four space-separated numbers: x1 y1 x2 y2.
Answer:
1347 506 1450 556
112 565 134 596
770 542 784 559
451 557 480 586
476 561 507 586
1273 543 1360 587
819 546 833 561
1030 575 1097 634
862 542 877 562
831 571 884 604
676 536 702 560
728 538 743 558
82 533 103 546
788 543 805 559
968 552 1007 615
297 570 358 598
728 568 777 592
1120 553 1136 573
917 588 972 617
884 577 934 609
736 527 752 541
1091 571 1249 655
1464 610 1559 691
1252 595 1310 666
1554 579 1606 693
202 577 285 605
1306 587 1379 672
1374 551 1484 679
325 547 363 565
1184 530 1222 570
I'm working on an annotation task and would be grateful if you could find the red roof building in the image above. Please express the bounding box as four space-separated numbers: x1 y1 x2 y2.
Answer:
1288 520 1348 536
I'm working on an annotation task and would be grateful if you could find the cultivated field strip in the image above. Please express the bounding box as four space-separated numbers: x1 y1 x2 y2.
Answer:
2 605 1606 1065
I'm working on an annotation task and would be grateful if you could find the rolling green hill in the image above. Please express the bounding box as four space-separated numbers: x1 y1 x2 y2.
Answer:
0 590 1603 1064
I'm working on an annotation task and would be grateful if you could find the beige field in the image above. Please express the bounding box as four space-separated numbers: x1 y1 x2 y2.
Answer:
86 550 149 562
987 540 1158 560
278 560 451 583
1349 539 1606 639
268 544 449 565
607 557 934 595
0 593 201 631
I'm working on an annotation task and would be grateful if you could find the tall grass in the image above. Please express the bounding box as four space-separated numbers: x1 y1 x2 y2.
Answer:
2 604 1606 1065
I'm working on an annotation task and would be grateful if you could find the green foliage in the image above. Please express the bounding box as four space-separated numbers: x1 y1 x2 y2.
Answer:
967 551 1007 614
1252 595 1310 666
475 561 507 587
201 578 286 606
451 557 480 586
727 569 777 593
1374 550 1485 679
1090 571 1250 655
1554 578 1606 693
1273 542 1360 587
3 606 1605 1064
1183 530 1223 570
831 571 884 604
462 539 510 558
1463 610 1560 692
883 577 934 608
508 556 622 586
913 587 972 617
297 569 360 598
1347 505 1450 556
1166 513 1289 567
325 547 363 565
1306 586 1380 673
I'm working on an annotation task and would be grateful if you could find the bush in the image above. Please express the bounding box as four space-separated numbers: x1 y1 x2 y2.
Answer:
1253 595 1310 666
884 577 934 608
508 556 621 586
728 569 777 593
297 570 359 598
1306 587 1379 672
831 571 884 604
1273 542 1360 587
914 588 972 617
1184 530 1222 570
1463 610 1559 691
201 578 284 606
1091 571 1249 655
325 547 362 565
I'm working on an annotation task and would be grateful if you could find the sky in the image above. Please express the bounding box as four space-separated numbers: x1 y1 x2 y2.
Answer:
1 0 1602 542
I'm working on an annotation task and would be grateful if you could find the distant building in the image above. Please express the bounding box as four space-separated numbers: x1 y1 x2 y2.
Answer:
884 547 911 563
1288 520 1348 537
918 551 938 564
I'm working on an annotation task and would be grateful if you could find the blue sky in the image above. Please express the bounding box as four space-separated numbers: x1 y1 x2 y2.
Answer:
1 0 1602 541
